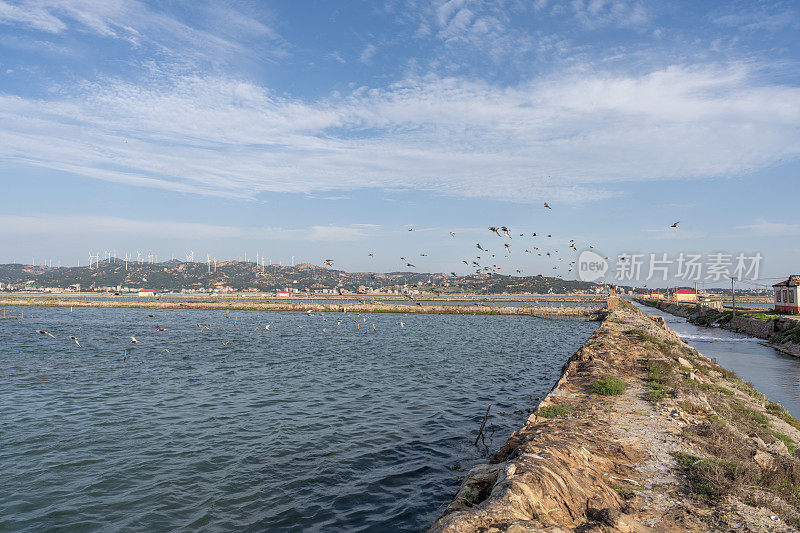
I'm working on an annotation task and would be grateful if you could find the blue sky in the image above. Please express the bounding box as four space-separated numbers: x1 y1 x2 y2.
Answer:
0 0 798 288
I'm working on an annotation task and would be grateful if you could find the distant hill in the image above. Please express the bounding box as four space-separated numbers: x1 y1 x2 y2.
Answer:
0 260 600 294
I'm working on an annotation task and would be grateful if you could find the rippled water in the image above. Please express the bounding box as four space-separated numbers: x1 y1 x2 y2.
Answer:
0 307 596 532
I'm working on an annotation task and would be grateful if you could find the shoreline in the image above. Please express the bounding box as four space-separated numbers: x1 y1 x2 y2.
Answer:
430 301 800 531
0 296 604 318
638 299 800 358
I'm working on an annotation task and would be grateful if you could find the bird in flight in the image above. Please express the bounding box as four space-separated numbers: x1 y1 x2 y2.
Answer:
408 228 413 231
449 232 455 237
38 330 55 338
70 336 81 347
406 263 416 268
368 253 374 257
476 243 484 251
501 226 512 238
155 325 166 331
489 227 501 237
323 259 334 266
130 336 139 343
504 243 511 253
671 221 680 228
544 202 552 209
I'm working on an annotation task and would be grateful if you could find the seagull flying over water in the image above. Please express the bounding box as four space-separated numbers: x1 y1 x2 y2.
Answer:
130 336 139 343
544 202 552 209
671 221 680 228
38 330 55 338
70 336 81 347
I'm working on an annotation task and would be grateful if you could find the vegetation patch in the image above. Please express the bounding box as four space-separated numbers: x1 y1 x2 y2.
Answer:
646 386 675 402
591 377 628 396
699 383 734 397
730 378 766 402
672 451 750 502
461 488 480 506
773 431 797 455
767 402 800 432
771 324 800 345
537 405 573 418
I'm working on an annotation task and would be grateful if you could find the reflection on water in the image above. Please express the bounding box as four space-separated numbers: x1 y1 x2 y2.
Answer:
638 303 800 418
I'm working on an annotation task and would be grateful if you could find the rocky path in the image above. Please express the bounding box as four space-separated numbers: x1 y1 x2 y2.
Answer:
430 304 800 532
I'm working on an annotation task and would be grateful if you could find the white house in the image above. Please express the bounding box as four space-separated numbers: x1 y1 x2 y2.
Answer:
773 276 800 314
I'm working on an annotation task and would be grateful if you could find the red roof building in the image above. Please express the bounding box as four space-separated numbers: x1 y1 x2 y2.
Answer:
674 288 697 302
773 276 800 314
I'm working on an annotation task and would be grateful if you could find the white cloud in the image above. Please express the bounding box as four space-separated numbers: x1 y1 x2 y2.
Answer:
0 63 798 204
0 0 287 63
570 0 651 29
0 214 379 242
736 219 800 237
358 43 377 64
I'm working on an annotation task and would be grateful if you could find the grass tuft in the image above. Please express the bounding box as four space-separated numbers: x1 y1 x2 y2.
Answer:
538 405 573 418
592 376 628 396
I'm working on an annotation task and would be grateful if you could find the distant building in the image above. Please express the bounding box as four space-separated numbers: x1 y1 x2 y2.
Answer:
674 289 697 303
773 276 800 314
277 290 291 297
650 291 665 300
138 289 158 297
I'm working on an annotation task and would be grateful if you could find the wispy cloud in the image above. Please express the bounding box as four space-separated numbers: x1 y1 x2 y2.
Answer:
712 6 798 32
0 214 379 242
569 0 651 29
0 0 288 65
358 43 377 64
1 62 799 204
736 219 800 237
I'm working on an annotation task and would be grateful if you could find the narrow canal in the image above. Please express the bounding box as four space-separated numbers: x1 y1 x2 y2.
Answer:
638 303 800 419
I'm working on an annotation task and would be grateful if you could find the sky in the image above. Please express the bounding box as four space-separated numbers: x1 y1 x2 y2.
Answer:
0 0 798 288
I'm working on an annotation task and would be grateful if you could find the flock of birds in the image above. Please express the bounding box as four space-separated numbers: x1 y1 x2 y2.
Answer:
319 204 681 287
29 205 683 353
34 307 413 358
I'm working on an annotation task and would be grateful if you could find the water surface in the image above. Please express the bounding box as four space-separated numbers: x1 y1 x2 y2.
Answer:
0 306 596 532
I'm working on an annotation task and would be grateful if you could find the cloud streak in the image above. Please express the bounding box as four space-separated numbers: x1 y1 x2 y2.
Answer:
1 62 798 204
0 214 379 242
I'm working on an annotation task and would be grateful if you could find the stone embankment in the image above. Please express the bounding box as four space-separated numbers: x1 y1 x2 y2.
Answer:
640 299 800 357
0 297 604 319
430 302 800 532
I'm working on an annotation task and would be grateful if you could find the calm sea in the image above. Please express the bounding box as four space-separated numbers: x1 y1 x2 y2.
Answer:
0 307 596 532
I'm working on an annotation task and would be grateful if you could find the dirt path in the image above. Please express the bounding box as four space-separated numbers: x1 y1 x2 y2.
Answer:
430 304 800 532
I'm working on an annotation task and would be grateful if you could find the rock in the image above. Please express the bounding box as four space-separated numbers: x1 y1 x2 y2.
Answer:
767 440 790 456
754 450 779 471
587 507 621 527
684 394 713 414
